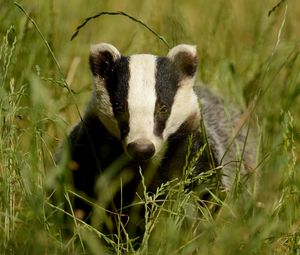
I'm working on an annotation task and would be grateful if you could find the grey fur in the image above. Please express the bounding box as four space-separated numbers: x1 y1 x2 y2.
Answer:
195 85 253 187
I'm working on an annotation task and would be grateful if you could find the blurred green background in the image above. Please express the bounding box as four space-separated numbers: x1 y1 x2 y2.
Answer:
1 0 300 254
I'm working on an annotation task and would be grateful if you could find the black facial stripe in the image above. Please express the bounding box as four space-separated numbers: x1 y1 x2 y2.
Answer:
105 56 130 139
154 57 180 137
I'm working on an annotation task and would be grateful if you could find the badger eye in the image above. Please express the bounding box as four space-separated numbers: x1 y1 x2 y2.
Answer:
158 104 169 114
114 102 124 112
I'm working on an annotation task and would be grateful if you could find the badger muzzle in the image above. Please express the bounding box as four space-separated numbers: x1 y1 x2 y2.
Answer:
126 138 155 161
127 139 155 161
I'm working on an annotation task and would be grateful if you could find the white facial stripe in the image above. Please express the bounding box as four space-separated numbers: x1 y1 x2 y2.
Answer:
163 78 200 139
126 55 161 150
91 77 120 138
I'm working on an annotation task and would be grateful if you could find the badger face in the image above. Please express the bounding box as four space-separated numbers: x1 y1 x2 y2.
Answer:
89 43 200 162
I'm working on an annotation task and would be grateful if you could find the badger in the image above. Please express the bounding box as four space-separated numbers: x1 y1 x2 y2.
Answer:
62 43 252 240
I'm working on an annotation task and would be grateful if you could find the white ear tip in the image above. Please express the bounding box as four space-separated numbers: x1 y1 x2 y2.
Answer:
90 43 117 53
90 43 121 60
167 44 197 59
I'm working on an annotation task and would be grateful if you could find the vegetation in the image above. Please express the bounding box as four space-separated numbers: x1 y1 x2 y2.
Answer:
0 0 299 254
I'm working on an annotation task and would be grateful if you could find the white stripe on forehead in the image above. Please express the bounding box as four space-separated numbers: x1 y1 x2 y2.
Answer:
126 54 160 147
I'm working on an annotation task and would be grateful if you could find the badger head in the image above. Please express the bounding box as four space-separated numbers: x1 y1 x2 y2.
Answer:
89 43 200 162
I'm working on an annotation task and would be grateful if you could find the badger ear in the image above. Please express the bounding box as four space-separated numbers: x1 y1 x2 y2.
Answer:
167 44 198 78
89 43 121 78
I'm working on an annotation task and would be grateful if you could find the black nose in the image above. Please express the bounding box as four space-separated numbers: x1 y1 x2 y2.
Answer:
127 139 155 161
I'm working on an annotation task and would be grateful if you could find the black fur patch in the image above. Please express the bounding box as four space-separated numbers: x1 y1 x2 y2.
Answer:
154 57 180 137
173 51 198 78
105 56 131 139
68 114 123 221
89 50 116 78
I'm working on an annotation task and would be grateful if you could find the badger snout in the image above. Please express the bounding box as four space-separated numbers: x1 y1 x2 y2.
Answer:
126 138 155 161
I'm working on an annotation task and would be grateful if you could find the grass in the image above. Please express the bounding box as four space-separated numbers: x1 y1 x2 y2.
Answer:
1 0 300 254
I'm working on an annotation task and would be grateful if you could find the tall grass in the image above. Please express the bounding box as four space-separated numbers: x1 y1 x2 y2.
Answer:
0 0 300 254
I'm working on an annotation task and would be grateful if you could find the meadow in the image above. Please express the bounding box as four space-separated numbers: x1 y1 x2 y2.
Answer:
1 0 300 254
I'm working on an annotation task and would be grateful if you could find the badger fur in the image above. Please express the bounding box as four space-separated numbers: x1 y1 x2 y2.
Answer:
62 43 252 239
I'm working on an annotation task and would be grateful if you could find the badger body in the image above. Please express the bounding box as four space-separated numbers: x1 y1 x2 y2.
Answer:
64 43 252 238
